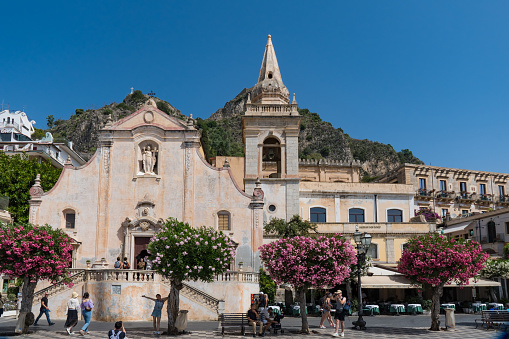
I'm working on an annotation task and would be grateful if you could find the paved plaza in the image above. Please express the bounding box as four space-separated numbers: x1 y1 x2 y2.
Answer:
0 314 504 338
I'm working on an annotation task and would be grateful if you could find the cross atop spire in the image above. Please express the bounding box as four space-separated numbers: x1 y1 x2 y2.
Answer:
251 35 290 105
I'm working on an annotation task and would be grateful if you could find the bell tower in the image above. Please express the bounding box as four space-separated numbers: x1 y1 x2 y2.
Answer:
243 35 301 220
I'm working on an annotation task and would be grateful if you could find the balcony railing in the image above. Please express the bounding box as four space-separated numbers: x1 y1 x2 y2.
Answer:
497 196 509 204
436 191 455 199
0 121 20 131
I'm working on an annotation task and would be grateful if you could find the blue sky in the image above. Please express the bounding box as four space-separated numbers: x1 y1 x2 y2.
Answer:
1 1 508 173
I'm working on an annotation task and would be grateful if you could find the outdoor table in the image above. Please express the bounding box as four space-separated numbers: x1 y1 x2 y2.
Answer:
440 303 455 311
270 306 281 315
407 304 423 314
488 303 504 310
390 304 405 314
363 305 380 316
472 303 487 312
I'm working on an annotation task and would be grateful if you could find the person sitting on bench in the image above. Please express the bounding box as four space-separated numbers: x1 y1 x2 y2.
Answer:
247 304 263 337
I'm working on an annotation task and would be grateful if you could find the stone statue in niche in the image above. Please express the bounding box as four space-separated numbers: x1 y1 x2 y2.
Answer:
141 145 158 174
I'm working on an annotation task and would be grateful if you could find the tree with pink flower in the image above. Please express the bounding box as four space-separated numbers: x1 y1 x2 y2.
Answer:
398 233 488 331
148 218 236 335
259 235 357 333
0 221 73 334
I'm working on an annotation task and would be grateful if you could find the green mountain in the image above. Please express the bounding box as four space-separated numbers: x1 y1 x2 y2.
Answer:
42 89 423 179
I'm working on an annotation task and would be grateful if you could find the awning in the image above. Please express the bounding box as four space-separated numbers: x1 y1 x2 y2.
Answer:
446 277 501 287
442 221 474 234
361 275 419 289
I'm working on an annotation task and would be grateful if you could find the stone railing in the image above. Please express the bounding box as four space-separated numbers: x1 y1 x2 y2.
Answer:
32 269 256 312
160 277 223 313
33 270 87 305
214 271 259 283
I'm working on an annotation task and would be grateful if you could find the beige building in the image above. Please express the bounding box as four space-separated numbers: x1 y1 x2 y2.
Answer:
377 164 509 219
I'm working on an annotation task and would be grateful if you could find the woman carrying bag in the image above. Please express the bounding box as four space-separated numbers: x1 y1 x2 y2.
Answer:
65 292 80 335
79 292 94 336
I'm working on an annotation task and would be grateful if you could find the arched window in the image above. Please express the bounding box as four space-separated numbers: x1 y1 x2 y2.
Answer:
63 209 76 229
218 211 231 231
310 207 326 223
349 208 365 222
367 243 378 259
387 209 403 222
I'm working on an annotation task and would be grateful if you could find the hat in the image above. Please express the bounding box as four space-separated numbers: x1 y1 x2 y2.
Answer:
72 292 79 298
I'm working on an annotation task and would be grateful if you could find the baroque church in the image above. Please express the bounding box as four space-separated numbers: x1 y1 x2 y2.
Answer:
28 35 436 320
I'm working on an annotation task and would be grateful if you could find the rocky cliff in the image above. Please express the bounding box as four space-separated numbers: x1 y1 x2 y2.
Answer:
44 89 422 178
47 91 185 159
204 87 423 179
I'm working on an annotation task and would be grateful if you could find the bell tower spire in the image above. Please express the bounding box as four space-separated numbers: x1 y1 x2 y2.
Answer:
250 35 290 105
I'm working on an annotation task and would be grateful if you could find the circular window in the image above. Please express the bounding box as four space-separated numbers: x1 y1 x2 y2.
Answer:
268 205 276 212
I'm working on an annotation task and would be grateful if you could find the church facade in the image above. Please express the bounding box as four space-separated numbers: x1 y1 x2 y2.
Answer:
29 35 435 320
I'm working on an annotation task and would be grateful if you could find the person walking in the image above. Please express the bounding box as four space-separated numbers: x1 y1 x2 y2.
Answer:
108 321 127 339
33 292 55 326
332 290 346 337
65 292 80 335
79 292 94 336
247 303 263 337
319 292 334 328
0 293 5 318
142 294 168 335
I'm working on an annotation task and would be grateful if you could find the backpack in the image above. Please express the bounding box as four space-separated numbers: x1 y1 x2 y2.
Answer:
114 261 121 269
344 300 351 312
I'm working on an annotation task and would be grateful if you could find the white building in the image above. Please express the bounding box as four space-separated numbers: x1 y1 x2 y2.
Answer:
0 110 85 168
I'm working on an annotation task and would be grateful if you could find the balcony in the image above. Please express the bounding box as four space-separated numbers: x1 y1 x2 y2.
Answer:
0 121 20 132
415 189 434 201
496 196 509 206
435 190 455 202
476 194 493 206
456 191 476 203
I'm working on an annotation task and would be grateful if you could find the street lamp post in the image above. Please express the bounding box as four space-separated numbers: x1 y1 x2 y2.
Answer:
352 229 372 330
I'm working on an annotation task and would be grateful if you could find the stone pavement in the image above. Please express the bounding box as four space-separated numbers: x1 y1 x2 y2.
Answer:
0 314 504 338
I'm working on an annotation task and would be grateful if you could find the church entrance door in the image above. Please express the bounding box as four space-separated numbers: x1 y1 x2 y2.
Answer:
134 236 151 267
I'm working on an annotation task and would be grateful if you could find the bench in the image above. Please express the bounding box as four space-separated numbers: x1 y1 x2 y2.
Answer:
475 310 509 329
218 313 249 336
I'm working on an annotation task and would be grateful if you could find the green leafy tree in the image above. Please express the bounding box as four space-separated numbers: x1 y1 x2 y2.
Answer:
31 128 46 140
156 101 172 115
259 268 276 303
264 215 317 238
0 153 61 222
46 115 54 128
148 218 236 334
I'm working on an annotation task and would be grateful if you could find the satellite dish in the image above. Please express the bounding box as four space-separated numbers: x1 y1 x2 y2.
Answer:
451 213 457 218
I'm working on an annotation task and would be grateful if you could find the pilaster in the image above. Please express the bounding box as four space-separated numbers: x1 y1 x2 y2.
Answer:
385 237 396 263
96 139 112 260
183 141 199 226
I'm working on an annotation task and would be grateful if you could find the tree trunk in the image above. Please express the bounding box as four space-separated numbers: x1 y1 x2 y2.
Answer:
167 279 183 335
490 286 498 303
346 280 352 300
15 277 37 334
430 284 444 331
297 287 309 334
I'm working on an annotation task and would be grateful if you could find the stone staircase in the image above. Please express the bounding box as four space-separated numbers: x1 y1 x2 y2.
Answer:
32 269 223 313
